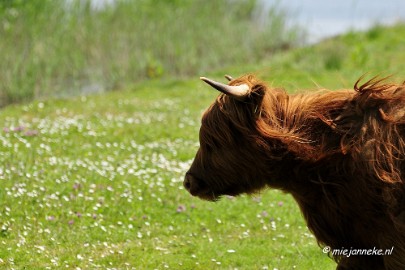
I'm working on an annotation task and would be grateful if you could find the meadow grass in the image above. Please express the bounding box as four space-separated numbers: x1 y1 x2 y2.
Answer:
0 81 331 269
1 24 405 269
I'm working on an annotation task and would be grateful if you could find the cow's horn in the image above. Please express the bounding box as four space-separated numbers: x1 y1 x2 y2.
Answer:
224 75 233 81
200 76 250 100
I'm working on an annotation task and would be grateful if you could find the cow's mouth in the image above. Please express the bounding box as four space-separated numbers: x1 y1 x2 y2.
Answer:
198 190 221 202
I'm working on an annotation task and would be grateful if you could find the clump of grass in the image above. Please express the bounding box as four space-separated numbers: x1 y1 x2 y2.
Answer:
321 43 346 70
0 0 301 107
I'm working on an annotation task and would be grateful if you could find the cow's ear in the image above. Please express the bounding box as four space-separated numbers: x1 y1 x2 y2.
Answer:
248 83 266 108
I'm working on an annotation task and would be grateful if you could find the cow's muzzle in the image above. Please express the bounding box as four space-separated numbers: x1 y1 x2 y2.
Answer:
183 173 198 195
184 173 218 201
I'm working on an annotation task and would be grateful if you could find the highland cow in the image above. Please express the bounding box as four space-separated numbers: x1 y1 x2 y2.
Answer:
183 74 405 269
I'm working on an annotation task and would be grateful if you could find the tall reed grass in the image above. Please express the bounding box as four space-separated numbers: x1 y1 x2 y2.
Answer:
0 0 302 107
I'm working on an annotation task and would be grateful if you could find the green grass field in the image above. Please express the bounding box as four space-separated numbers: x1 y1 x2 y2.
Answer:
1 24 405 269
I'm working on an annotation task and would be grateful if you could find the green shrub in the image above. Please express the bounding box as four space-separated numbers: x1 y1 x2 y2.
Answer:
0 0 301 107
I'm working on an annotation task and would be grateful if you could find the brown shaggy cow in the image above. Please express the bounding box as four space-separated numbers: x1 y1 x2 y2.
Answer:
183 74 405 269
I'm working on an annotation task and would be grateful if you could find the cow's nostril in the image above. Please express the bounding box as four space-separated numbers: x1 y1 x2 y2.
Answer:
184 177 191 190
184 174 193 191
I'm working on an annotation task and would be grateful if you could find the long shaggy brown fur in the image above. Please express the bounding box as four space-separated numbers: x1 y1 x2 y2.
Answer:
184 74 405 269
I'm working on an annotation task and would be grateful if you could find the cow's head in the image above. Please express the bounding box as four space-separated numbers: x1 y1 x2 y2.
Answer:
183 75 283 201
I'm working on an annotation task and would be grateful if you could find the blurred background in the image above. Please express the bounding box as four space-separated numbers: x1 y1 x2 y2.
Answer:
1 0 404 108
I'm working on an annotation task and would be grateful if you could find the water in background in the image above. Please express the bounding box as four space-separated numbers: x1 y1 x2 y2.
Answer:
261 0 405 43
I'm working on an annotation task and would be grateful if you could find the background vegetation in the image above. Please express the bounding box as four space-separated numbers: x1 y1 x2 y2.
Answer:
0 0 300 107
2 0 405 269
